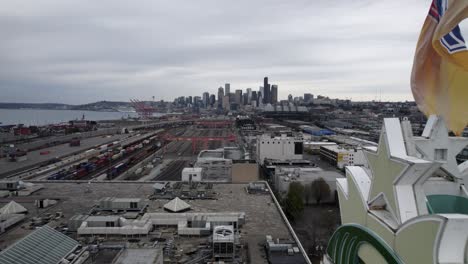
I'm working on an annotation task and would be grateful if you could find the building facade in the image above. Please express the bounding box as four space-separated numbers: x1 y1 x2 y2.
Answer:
256 134 304 165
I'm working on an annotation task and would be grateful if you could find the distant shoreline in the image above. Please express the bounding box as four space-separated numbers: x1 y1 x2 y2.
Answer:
0 108 124 113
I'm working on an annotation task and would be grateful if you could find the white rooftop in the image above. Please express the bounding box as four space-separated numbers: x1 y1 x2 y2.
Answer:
0 201 27 215
164 197 191 212
182 167 203 173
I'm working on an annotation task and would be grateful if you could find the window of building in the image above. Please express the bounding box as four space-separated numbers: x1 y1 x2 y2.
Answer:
106 221 115 227
130 202 138 209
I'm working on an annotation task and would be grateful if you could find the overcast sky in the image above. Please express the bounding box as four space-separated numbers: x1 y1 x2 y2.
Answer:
0 0 434 104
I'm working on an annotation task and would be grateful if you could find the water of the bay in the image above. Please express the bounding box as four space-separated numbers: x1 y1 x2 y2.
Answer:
0 109 144 126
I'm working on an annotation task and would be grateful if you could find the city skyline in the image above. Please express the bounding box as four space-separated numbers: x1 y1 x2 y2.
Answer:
0 0 441 104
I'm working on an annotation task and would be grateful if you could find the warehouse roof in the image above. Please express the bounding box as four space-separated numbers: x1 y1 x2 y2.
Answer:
0 225 78 264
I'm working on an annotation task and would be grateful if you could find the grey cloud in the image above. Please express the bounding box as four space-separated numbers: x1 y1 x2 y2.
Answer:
0 0 433 103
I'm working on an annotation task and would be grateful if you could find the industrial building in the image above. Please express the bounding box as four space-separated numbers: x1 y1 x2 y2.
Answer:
0 180 21 191
319 145 367 169
181 167 202 182
303 141 337 154
195 147 258 182
256 134 304 165
98 197 145 211
261 104 310 120
0 182 308 263
75 212 245 237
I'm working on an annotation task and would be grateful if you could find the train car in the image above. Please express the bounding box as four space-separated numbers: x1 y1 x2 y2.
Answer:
48 170 68 180
112 153 123 160
83 148 99 159
107 162 127 179
76 168 88 179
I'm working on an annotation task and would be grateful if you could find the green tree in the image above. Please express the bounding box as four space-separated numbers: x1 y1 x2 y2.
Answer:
304 183 311 205
284 182 305 220
310 178 331 204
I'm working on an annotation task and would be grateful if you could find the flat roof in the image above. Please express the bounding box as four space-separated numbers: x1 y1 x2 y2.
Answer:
0 182 303 264
114 248 162 264
182 167 203 173
198 150 224 159
86 215 120 222
304 141 337 146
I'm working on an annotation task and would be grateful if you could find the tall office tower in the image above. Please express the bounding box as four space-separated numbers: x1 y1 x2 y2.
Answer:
225 83 230 95
288 94 293 102
243 93 248 106
193 96 201 106
271 85 278 104
209 94 216 107
235 90 242 104
246 88 252 104
222 95 230 110
187 96 193 105
202 92 209 108
252 91 258 107
217 87 224 108
304 93 313 102
263 77 270 104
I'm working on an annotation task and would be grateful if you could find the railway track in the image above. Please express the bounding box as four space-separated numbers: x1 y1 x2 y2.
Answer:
153 159 187 181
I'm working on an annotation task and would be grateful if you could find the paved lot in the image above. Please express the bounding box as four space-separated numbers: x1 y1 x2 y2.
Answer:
0 182 299 263
0 134 127 176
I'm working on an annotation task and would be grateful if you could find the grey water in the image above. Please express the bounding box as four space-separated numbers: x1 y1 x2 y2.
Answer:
0 109 141 126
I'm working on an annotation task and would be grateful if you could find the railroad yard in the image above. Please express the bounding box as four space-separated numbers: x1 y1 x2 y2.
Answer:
1 119 238 183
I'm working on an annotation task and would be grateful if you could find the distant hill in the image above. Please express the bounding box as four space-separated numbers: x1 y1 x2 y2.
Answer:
0 101 134 112
0 103 71 110
70 101 132 111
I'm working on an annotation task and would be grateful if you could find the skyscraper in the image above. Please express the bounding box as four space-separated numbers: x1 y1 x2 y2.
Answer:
263 77 270 104
217 87 224 108
222 95 230 111
271 85 278 104
243 93 248 106
209 94 216 107
202 92 210 108
235 90 242 105
225 83 230 95
252 91 258 107
246 88 252 104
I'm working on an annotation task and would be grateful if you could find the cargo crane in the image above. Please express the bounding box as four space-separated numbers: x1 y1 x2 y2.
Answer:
162 134 237 154
130 99 155 120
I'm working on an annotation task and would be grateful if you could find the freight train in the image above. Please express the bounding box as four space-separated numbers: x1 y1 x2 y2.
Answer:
47 135 161 181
